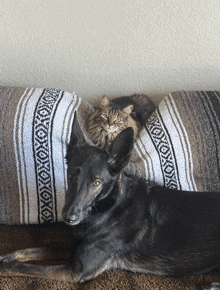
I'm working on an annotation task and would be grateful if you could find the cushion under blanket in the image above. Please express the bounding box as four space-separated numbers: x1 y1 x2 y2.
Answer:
125 90 220 192
1 87 220 226
0 86 93 225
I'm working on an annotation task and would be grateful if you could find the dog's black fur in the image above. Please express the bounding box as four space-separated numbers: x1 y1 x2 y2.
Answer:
0 114 220 289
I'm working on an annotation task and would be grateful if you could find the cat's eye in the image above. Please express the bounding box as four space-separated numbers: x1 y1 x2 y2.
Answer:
116 119 121 123
93 179 101 187
102 113 108 120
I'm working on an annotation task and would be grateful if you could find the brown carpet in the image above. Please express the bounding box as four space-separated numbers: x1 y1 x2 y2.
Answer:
0 223 219 290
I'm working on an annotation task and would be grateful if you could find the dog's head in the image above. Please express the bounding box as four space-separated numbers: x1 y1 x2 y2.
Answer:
62 113 134 226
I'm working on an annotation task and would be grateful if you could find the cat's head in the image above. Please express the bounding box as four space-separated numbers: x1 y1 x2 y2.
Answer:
87 95 138 148
100 94 133 123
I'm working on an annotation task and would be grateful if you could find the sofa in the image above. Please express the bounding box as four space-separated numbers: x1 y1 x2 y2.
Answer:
0 86 220 289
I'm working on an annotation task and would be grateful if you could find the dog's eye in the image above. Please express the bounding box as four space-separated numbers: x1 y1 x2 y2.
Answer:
93 179 101 187
68 168 80 180
68 174 74 180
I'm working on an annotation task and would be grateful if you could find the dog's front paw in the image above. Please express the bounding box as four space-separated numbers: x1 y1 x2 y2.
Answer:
0 253 15 263
202 282 220 290
0 260 19 276
0 253 16 276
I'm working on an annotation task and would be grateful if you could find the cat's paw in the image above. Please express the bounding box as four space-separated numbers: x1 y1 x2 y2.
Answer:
202 282 220 290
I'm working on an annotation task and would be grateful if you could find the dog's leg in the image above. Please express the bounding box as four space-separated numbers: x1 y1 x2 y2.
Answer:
0 247 71 263
0 245 120 283
0 247 79 282
69 243 122 283
0 261 77 282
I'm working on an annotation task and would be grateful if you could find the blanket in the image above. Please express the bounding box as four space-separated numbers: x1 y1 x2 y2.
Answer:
0 86 92 224
1 87 220 225
127 90 220 192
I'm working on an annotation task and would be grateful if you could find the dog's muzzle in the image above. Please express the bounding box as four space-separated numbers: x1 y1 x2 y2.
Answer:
63 207 92 226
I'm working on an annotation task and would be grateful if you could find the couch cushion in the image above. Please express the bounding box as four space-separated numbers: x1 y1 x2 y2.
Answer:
0 86 93 225
1 87 220 225
125 90 220 193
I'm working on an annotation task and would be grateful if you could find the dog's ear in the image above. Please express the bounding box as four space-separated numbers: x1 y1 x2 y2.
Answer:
66 112 86 160
108 127 134 174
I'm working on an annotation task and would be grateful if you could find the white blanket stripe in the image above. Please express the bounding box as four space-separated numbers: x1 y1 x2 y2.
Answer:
167 94 197 191
157 96 194 191
55 93 81 222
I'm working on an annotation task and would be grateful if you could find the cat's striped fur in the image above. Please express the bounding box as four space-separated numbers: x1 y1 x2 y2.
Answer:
87 94 155 149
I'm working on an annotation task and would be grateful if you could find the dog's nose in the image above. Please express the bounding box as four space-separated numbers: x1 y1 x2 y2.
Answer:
69 214 79 222
62 205 82 225
63 213 80 226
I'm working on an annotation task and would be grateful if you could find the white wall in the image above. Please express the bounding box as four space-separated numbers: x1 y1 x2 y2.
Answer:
1 0 220 101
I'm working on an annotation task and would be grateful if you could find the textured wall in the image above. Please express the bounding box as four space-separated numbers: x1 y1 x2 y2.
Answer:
1 0 220 101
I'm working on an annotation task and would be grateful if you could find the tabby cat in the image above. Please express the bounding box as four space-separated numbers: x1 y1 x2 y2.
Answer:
87 94 155 149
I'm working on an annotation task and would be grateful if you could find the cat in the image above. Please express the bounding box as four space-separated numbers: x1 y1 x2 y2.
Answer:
86 94 155 149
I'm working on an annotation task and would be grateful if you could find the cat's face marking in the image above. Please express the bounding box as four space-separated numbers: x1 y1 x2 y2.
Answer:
100 96 133 133
101 109 126 133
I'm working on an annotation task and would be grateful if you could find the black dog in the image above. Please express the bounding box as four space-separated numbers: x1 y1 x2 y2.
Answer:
0 115 220 290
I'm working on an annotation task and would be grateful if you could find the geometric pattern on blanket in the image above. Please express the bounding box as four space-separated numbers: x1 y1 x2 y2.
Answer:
1 87 220 225
126 91 220 193
0 86 93 225
145 109 182 190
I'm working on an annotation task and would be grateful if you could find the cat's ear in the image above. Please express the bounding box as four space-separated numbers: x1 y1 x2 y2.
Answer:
66 112 87 161
100 95 110 108
122 105 133 115
108 127 134 174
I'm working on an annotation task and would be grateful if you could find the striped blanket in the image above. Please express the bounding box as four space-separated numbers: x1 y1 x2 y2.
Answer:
0 87 220 225
0 87 93 225
126 91 220 193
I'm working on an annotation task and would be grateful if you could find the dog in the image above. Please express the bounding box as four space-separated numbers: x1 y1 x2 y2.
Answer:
0 114 220 290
